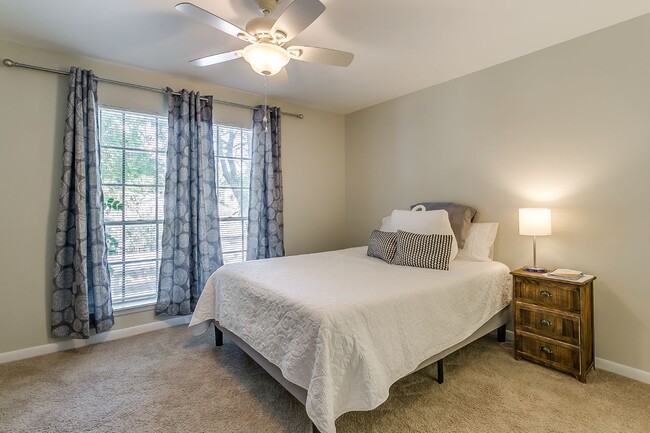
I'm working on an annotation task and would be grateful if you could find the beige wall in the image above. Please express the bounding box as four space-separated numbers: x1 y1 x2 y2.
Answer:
345 15 650 372
0 40 345 354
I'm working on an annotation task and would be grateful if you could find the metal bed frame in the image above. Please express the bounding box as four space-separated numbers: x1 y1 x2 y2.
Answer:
212 306 510 433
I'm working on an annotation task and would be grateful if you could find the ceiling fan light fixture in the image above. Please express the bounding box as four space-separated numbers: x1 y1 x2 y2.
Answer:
242 43 290 76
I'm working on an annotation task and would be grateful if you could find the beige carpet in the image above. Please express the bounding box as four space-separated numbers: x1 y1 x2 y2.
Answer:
1 326 648 433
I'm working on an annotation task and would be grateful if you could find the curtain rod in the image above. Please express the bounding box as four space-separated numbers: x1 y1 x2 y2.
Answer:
2 58 304 119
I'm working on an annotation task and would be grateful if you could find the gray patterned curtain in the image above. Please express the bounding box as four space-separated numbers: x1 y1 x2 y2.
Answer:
247 106 284 260
51 67 114 339
155 89 223 316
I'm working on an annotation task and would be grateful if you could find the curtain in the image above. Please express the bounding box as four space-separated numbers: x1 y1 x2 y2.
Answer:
247 105 284 260
51 67 114 339
155 89 223 316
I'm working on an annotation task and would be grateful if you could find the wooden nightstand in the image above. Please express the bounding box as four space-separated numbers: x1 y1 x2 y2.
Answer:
511 268 596 383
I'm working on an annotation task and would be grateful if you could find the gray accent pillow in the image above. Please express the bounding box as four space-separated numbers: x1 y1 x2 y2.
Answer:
367 230 398 263
393 231 453 270
410 202 477 249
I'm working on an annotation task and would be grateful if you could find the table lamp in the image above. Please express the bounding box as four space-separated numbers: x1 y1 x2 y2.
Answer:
519 208 552 272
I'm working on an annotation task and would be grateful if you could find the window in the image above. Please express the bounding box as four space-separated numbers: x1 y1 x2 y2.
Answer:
99 108 167 306
214 125 252 264
99 107 252 307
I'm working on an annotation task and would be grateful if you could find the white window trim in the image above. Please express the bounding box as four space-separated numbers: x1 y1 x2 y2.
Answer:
113 299 157 316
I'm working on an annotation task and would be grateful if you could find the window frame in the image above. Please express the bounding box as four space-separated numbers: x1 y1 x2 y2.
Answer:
99 106 168 311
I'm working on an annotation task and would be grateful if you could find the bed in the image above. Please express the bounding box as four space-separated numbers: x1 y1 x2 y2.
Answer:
189 246 512 433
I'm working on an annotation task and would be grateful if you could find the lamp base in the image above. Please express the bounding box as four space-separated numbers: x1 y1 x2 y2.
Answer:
524 265 547 273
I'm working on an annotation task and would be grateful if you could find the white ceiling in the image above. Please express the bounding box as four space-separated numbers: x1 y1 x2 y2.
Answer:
1 0 649 114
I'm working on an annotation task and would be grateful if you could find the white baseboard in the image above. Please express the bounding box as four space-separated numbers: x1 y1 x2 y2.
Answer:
0 316 190 364
595 357 650 384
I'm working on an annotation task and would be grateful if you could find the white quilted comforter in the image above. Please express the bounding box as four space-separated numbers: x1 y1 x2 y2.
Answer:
189 247 512 433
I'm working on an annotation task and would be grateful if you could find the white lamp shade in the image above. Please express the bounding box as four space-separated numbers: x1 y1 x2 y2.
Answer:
519 208 552 236
242 43 290 76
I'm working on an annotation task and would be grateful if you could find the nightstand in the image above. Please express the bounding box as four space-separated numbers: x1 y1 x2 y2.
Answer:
511 268 596 383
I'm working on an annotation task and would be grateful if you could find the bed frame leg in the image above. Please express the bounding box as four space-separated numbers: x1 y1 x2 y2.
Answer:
215 326 223 347
497 324 506 342
437 358 444 384
312 422 320 433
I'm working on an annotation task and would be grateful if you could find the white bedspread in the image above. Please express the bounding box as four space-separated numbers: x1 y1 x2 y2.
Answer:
189 247 512 433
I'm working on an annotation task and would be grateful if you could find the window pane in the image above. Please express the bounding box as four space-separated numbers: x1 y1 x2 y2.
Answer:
124 186 157 221
122 261 158 301
241 160 251 188
105 225 123 263
108 265 125 302
223 252 243 264
124 113 157 150
218 188 242 218
100 110 124 147
220 220 244 253
157 153 166 186
157 189 165 221
157 120 168 151
217 126 242 157
242 129 252 158
100 147 123 184
124 224 158 261
102 186 123 222
217 158 242 188
125 149 157 185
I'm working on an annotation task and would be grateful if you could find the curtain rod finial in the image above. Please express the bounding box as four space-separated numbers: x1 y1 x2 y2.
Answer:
3 59 16 67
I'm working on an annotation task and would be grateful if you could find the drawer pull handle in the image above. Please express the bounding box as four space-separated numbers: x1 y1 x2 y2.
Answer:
539 319 552 327
539 290 553 298
540 346 553 355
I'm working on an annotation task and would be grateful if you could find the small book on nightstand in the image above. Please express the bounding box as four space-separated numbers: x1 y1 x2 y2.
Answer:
547 268 583 279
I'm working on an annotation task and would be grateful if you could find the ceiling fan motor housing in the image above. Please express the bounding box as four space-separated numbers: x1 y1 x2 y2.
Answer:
245 16 276 40
256 0 284 15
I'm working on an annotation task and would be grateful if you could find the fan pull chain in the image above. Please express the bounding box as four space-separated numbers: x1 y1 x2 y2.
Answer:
263 75 268 133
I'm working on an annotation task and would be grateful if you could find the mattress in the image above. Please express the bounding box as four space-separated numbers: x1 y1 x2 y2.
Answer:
189 247 512 433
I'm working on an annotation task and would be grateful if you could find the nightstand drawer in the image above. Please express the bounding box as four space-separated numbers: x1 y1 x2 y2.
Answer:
517 332 580 374
514 277 580 312
516 304 580 345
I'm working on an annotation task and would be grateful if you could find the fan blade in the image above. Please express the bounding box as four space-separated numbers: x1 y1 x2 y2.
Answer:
190 51 241 67
175 2 251 40
271 0 325 42
287 46 354 67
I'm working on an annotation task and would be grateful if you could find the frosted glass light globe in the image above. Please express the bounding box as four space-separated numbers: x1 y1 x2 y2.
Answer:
242 43 290 76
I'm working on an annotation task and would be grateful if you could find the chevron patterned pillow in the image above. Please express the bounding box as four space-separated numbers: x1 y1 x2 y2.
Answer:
367 230 398 263
393 230 453 270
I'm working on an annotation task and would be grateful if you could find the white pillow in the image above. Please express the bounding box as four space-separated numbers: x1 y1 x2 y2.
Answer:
389 209 458 261
379 215 393 232
456 222 499 262
379 205 426 231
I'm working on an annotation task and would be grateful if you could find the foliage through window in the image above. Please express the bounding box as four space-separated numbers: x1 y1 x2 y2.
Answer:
99 107 252 306
215 125 252 264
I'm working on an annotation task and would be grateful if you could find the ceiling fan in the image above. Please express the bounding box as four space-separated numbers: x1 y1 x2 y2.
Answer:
175 0 354 76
